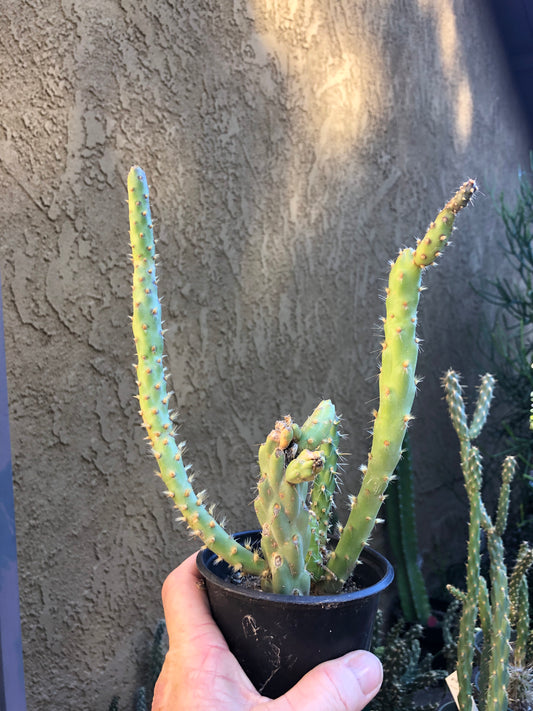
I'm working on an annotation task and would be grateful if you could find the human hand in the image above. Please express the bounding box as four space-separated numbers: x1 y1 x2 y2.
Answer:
152 552 383 711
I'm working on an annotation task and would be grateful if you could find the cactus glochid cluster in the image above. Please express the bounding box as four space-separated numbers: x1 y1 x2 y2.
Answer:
128 165 476 596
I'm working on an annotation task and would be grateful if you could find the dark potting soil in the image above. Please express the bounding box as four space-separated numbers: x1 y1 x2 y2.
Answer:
226 568 361 595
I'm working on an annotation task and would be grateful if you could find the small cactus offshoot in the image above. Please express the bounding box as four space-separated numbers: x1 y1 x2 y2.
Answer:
128 166 477 595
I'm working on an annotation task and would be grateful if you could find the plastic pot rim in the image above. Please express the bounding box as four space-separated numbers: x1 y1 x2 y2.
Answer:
196 528 394 605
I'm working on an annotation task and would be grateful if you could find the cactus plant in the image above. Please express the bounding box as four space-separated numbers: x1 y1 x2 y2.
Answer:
443 369 533 711
368 611 448 711
128 165 476 596
385 431 432 624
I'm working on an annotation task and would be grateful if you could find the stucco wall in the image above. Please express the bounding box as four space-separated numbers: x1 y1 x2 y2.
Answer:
1 0 531 707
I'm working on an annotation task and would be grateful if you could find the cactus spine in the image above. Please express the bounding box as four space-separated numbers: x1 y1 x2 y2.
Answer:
129 165 476 596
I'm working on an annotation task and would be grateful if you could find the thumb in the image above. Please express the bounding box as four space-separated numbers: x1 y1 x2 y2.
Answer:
268 651 382 711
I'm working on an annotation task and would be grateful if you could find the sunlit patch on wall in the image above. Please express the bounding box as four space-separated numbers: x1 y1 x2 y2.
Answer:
247 1 388 158
416 0 474 150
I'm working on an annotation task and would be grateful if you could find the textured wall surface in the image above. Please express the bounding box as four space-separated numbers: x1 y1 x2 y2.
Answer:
0 0 531 707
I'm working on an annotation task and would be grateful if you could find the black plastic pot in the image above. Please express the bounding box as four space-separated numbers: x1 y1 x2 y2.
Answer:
197 530 394 698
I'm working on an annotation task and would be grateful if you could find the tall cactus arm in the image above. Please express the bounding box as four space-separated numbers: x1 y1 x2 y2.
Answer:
128 166 267 576
456 447 483 711
318 180 477 593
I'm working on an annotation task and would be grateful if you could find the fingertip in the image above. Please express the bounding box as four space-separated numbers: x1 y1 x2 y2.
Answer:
343 650 383 697
278 649 383 711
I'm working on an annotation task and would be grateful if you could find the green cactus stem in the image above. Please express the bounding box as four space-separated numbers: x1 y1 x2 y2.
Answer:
385 432 431 624
301 401 341 581
514 576 530 668
318 180 477 593
129 166 266 577
443 371 491 711
458 447 483 711
482 497 511 711
510 542 533 623
253 415 321 595
443 370 521 711
510 542 533 667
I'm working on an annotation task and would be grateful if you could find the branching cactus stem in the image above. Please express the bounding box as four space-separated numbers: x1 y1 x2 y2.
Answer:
442 370 528 711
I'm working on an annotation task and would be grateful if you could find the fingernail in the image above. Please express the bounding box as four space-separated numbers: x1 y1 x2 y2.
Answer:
346 651 383 696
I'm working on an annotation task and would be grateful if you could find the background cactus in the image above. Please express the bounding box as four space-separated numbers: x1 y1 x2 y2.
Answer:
385 432 432 624
368 611 448 711
129 165 477 596
443 369 533 711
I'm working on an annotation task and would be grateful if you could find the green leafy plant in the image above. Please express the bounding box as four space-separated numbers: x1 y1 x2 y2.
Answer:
443 370 533 711
128 165 476 596
475 157 533 489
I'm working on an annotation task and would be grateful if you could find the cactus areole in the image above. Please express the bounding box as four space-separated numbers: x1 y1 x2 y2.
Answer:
128 166 477 596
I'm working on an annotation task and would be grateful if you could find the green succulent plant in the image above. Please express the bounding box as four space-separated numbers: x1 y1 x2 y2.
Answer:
368 611 447 711
128 165 476 596
443 370 533 711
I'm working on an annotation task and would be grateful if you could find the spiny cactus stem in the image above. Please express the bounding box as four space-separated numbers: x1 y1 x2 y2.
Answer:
254 418 315 595
483 524 511 711
510 542 533 624
468 373 495 440
514 576 530 667
301 400 340 582
319 248 422 592
413 179 477 267
456 448 482 711
129 166 266 576
477 576 492 709
318 181 477 594
495 456 516 537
